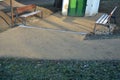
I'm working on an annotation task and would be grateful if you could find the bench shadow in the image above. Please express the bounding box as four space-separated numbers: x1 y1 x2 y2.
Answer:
0 16 10 26
84 32 120 40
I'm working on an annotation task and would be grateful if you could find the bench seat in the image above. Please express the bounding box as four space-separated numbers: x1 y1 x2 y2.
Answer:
20 10 42 18
96 14 109 25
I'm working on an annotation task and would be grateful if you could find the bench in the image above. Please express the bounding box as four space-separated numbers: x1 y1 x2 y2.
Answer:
15 4 43 25
93 6 117 34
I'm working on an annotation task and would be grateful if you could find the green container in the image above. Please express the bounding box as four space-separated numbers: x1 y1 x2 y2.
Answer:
68 0 77 16
68 0 87 16
76 0 87 16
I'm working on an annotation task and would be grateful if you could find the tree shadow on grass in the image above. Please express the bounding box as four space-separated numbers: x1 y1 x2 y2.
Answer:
0 57 120 80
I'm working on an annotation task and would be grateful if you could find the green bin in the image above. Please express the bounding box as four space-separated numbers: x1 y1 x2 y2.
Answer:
68 0 87 16
68 0 77 16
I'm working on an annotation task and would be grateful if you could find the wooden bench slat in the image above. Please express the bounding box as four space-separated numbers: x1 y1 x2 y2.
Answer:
102 16 109 24
20 10 41 18
99 15 109 24
96 14 108 24
16 4 36 14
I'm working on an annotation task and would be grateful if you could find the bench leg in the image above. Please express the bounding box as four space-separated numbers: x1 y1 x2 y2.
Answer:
93 24 97 34
113 16 116 24
107 25 111 34
107 21 112 34
108 24 113 35
14 17 18 25
14 14 19 26
21 17 27 25
40 11 43 18
24 18 27 25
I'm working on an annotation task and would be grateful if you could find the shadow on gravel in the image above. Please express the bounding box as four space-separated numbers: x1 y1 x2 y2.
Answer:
85 28 120 40
0 57 120 80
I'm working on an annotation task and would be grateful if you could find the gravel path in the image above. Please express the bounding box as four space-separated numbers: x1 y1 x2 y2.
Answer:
0 27 120 60
85 33 120 40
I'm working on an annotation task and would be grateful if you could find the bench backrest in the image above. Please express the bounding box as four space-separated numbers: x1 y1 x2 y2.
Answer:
108 6 117 19
16 4 36 14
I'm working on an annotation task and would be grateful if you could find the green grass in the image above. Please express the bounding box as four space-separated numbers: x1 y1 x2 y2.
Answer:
0 57 120 80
